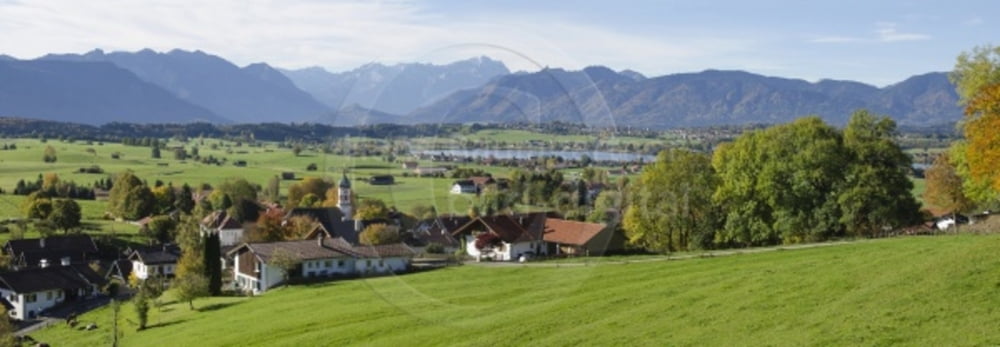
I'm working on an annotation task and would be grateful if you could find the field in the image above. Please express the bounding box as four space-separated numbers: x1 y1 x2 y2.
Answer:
30 234 1000 346
0 138 485 217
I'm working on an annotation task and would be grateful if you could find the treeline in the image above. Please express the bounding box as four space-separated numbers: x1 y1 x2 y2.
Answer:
624 111 922 252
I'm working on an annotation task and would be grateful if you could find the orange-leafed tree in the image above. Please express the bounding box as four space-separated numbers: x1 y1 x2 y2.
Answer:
924 153 974 218
963 83 1000 192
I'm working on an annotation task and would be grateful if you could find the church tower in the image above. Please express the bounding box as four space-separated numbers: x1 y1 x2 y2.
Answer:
337 172 352 220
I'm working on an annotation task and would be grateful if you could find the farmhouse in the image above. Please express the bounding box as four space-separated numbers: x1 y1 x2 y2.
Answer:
451 213 552 261
542 218 624 256
405 215 469 254
128 244 181 280
201 210 245 247
0 264 105 320
3 235 99 270
227 235 415 294
450 180 478 194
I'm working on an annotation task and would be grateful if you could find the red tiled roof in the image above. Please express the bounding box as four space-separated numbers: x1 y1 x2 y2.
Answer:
542 218 607 246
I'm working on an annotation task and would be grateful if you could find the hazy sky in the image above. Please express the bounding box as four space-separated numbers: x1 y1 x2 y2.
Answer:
0 0 995 86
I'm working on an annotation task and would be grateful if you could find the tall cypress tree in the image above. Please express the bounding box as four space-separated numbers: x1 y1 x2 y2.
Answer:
202 233 222 295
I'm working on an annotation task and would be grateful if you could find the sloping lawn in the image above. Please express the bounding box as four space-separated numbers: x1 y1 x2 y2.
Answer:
32 234 1000 346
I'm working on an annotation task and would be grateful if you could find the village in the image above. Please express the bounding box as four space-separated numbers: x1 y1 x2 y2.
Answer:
1 168 625 324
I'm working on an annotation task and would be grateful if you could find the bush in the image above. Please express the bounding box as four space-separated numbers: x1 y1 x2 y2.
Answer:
425 243 445 254
306 163 318 171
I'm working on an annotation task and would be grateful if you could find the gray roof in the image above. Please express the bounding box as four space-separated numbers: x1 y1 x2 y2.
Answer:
128 244 181 265
229 237 415 264
0 264 105 294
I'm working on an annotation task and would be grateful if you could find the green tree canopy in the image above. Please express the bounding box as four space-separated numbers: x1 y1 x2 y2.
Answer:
624 149 719 252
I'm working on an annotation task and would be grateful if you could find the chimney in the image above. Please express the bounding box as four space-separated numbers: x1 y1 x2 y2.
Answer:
39 238 46 248
40 258 49 268
61 257 71 266
317 232 325 247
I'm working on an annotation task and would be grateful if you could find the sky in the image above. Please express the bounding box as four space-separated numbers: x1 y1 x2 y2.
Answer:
0 0 995 86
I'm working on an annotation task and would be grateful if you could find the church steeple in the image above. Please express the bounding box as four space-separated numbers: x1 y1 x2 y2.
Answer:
337 171 352 220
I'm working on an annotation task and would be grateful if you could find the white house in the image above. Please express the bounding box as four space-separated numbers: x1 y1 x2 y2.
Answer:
451 213 550 261
227 236 414 295
128 244 181 280
201 210 245 247
0 264 105 320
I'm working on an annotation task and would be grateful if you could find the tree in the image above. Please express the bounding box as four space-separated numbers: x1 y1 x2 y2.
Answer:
108 171 154 220
21 193 53 219
43 144 57 163
146 215 177 243
713 117 849 246
624 149 719 252
151 185 177 214
359 223 401 245
264 175 281 203
133 289 150 330
269 248 300 287
299 193 321 208
151 146 161 159
202 233 222 295
49 199 82 233
0 306 15 346
837 110 921 237
287 215 319 239
175 184 195 214
287 177 332 208
215 178 259 222
292 144 304 156
410 204 437 220
173 272 209 310
925 153 974 226
951 46 1000 198
355 198 390 220
248 208 290 242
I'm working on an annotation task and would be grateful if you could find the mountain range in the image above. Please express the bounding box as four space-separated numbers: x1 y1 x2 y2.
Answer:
280 57 509 115
0 49 963 127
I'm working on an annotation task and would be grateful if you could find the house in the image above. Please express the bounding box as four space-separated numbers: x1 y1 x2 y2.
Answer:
128 244 181 280
3 235 99 270
405 215 469 254
105 259 133 282
201 210 245 247
451 180 478 194
451 213 552 261
402 161 419 170
0 264 105 320
227 235 415 294
369 175 395 185
542 218 624 256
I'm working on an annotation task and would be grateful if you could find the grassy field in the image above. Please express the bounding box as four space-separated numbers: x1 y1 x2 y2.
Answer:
0 138 487 215
30 234 1000 346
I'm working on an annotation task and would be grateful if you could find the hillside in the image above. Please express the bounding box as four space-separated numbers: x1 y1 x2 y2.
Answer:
39 49 331 124
32 235 1000 346
281 57 510 115
410 67 962 128
0 60 225 125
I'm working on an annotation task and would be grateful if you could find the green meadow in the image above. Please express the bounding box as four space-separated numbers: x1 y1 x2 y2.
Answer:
30 234 1000 346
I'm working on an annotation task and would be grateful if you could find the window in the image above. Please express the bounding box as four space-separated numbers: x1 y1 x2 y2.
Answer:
26 294 36 303
337 260 345 267
366 260 372 267
325 260 332 267
46 291 52 300
57 291 63 298
378 260 384 267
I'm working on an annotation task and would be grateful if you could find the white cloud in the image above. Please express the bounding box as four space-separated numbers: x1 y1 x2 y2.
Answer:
0 0 755 76
808 22 930 44
875 22 930 42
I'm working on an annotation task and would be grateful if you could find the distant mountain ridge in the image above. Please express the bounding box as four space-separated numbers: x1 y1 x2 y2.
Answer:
39 49 330 123
280 57 510 115
407 67 962 127
0 59 224 125
0 48 964 127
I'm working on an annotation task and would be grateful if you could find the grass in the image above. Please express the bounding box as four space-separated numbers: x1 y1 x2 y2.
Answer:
30 234 1000 346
